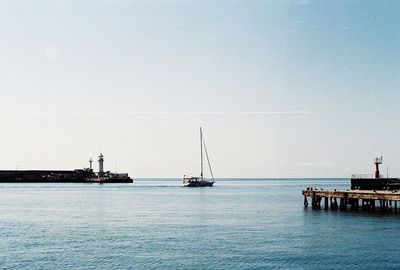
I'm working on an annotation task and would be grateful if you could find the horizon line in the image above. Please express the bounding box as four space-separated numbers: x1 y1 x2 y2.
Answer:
0 111 311 116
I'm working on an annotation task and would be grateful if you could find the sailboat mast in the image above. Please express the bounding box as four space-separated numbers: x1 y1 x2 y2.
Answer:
200 127 203 180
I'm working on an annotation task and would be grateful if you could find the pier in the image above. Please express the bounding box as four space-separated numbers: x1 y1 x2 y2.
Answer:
303 189 400 212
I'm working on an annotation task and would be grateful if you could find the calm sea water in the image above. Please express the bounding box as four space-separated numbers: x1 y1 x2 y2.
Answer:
0 179 399 270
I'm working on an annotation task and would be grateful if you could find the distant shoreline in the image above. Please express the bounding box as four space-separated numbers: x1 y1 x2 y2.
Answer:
133 178 350 181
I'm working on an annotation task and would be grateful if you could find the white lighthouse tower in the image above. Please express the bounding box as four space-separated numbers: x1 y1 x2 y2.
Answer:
98 153 104 175
89 157 93 171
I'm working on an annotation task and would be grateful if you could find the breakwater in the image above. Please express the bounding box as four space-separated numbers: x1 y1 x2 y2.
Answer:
0 169 132 183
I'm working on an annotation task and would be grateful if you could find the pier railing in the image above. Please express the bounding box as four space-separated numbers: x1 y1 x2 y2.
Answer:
351 174 384 179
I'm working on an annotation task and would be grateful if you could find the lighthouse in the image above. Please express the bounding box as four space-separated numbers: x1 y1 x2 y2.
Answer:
98 153 104 175
374 156 382 179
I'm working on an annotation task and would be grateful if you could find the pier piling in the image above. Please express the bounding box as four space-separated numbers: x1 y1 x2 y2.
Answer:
304 196 308 207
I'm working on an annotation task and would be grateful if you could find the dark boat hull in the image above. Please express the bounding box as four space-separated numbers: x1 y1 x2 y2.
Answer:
351 178 400 190
184 180 214 187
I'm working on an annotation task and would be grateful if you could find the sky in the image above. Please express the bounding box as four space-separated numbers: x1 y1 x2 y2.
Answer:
0 0 399 178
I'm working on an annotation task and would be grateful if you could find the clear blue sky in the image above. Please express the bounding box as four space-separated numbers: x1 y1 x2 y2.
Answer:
0 0 399 178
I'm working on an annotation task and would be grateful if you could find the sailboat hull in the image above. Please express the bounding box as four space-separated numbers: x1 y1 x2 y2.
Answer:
183 180 214 187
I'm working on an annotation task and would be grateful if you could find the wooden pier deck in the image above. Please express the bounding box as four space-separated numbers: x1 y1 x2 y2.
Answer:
302 189 400 212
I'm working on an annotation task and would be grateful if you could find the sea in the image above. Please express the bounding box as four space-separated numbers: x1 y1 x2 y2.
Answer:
0 178 399 270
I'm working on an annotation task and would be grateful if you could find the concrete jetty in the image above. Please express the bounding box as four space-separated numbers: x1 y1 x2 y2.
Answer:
0 153 132 184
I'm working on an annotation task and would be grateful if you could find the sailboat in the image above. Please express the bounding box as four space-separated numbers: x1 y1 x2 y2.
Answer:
183 127 215 187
